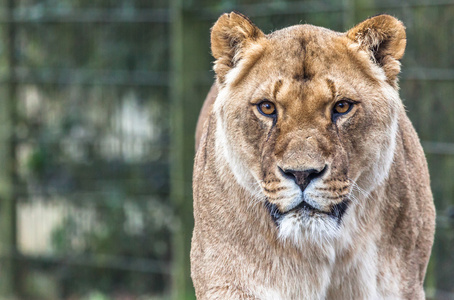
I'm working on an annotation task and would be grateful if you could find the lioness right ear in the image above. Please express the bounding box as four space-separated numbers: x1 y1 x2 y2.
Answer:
211 12 265 84
347 14 406 87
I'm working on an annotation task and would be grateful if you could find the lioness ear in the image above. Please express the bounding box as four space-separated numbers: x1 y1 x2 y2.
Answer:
347 14 406 87
211 12 265 84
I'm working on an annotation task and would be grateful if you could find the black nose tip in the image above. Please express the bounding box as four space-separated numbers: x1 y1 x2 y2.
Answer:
281 167 326 191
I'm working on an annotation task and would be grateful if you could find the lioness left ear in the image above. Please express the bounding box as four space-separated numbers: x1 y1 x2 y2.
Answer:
347 14 406 87
211 12 265 85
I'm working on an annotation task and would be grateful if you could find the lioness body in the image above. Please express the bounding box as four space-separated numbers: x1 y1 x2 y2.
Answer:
192 13 435 299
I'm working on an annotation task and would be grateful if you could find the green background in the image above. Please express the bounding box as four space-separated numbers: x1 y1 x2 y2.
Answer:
0 0 452 299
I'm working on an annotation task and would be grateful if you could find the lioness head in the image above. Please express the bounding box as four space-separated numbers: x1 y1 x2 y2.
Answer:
211 13 406 245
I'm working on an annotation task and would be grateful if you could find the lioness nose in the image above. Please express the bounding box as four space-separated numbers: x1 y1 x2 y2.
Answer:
281 167 326 191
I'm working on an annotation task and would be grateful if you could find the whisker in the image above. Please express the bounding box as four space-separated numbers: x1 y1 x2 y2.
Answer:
345 178 368 211
347 177 369 197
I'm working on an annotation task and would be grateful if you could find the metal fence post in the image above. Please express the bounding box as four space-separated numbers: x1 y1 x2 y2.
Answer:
0 0 18 297
170 1 205 299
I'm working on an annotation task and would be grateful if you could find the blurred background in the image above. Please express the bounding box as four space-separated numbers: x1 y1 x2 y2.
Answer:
0 0 452 299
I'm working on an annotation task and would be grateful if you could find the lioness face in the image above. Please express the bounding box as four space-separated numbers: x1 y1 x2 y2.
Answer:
212 14 404 245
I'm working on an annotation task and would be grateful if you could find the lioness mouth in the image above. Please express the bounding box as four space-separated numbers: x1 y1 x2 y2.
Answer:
266 199 350 224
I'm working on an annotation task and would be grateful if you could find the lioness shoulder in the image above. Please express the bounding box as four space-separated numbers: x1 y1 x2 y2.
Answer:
192 12 435 300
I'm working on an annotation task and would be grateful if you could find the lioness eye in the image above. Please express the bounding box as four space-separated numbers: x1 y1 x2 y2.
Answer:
257 101 276 117
333 100 353 115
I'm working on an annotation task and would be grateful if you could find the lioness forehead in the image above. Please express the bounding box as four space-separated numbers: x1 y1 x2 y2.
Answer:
268 24 341 46
235 24 377 91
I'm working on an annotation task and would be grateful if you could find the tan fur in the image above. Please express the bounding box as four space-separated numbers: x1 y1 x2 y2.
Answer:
192 13 435 300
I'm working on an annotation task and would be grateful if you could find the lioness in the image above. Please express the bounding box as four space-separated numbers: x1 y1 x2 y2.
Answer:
192 12 435 299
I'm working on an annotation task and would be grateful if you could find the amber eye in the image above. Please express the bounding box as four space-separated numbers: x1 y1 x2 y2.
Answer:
332 100 354 121
257 101 277 117
333 100 352 114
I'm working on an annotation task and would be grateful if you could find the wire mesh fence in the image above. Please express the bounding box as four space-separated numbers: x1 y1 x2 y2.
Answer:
0 0 452 299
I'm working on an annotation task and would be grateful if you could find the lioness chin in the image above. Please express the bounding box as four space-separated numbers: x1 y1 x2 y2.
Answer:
192 12 435 300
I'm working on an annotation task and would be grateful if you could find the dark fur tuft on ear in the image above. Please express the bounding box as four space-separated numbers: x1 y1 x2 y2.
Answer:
347 14 406 87
211 12 264 84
